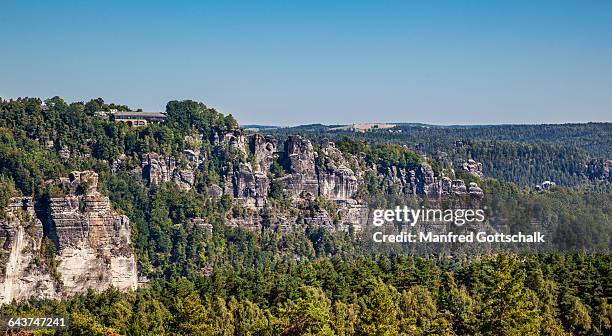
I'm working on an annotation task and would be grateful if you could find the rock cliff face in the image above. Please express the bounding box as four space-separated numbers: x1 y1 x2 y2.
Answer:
110 128 485 233
250 134 277 173
318 140 359 200
132 130 486 213
213 132 484 232
0 171 137 305
462 159 485 179
141 150 200 190
278 135 320 198
224 163 269 208
0 197 59 304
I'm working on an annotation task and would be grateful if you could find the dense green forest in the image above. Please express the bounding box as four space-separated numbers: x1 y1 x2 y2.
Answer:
1 254 610 335
0 97 610 335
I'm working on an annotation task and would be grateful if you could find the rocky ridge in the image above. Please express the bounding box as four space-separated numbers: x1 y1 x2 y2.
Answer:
109 129 485 233
206 131 484 232
1 128 487 304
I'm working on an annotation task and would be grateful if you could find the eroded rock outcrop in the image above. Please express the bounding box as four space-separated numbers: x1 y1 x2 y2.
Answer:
536 180 556 192
125 130 485 233
336 199 369 232
141 151 200 190
462 159 484 179
318 140 359 200
216 133 485 231
277 135 320 198
224 163 269 208
415 163 437 195
468 182 484 198
142 153 176 185
250 134 277 173
0 197 59 304
214 129 248 155
0 171 138 304
50 171 137 295
303 209 335 231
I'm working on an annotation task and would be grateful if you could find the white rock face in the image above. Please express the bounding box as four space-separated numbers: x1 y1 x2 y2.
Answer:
318 165 359 200
110 255 138 290
0 171 139 305
141 152 199 190
0 198 59 304
56 245 106 294
56 245 137 295
338 200 369 232
49 172 138 294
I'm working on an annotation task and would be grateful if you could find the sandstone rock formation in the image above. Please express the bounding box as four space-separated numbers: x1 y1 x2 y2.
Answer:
111 128 486 235
141 150 200 190
318 140 359 200
303 209 335 231
250 134 277 173
0 197 59 304
224 163 269 208
415 163 437 195
536 180 556 192
277 135 320 197
0 171 138 304
468 182 484 198
141 153 176 185
207 184 223 197
214 132 485 232
462 159 484 179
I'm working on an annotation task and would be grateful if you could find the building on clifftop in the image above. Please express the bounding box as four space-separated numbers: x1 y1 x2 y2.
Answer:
111 111 166 126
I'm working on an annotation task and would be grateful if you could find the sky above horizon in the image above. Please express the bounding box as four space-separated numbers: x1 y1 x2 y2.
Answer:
1 1 611 126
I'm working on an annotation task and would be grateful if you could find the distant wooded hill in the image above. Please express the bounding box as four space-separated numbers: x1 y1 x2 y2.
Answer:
268 122 611 187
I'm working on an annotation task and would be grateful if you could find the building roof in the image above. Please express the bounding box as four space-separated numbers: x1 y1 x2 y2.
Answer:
112 111 167 118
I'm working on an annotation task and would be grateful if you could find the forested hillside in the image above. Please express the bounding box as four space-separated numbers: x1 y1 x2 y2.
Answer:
270 123 611 187
2 254 610 335
0 97 610 335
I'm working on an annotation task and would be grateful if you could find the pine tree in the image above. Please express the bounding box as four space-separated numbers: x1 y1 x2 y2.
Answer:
438 272 479 335
398 285 437 334
277 286 335 335
561 294 592 334
332 300 359 336
358 279 399 336
479 254 541 335
231 297 271 336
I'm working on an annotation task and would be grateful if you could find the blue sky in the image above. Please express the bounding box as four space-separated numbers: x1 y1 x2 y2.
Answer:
1 0 611 125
